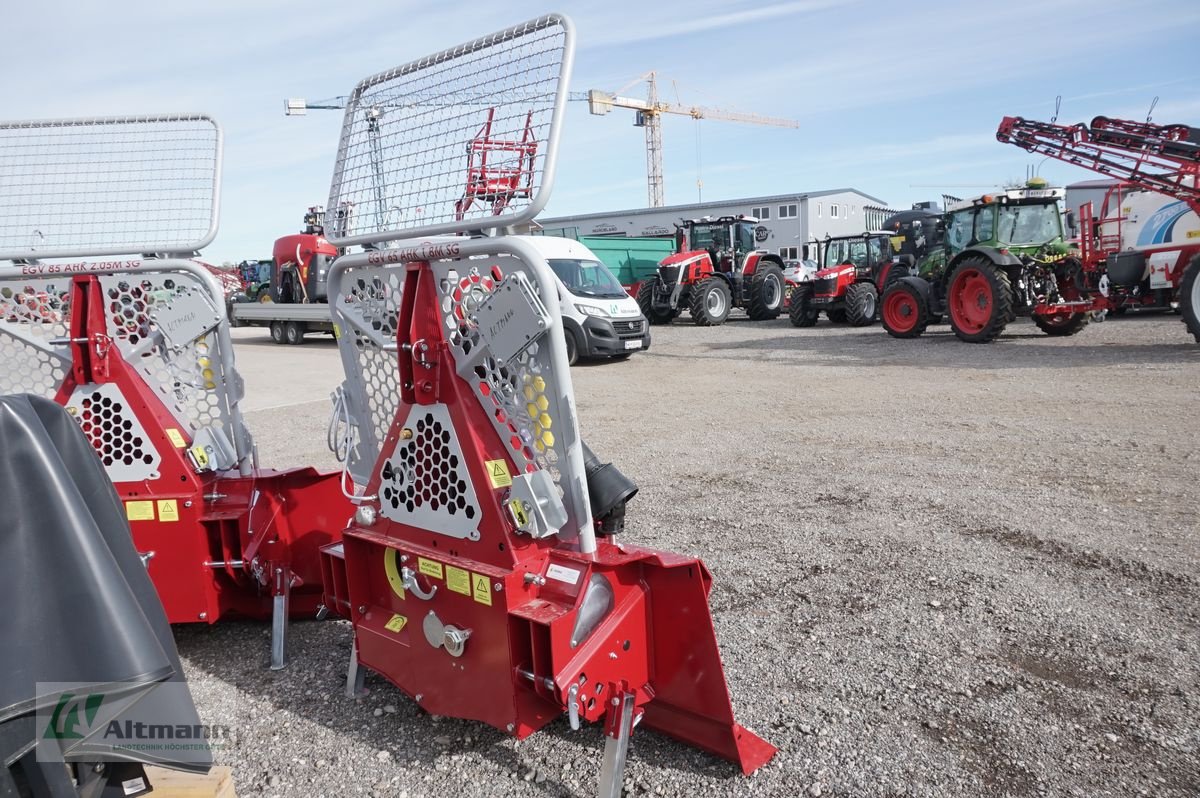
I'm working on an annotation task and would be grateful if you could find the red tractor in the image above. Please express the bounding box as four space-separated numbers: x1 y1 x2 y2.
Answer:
788 231 906 327
637 215 786 325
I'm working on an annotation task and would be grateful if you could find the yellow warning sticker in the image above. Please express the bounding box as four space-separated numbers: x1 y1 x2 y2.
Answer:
157 499 179 522
383 549 406 600
165 428 187 448
125 501 155 522
472 573 493 606
384 614 408 633
418 558 444 580
446 565 470 595
1188 230 1200 239
485 459 512 489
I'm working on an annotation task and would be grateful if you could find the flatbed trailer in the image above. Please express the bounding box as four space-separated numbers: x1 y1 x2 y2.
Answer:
230 301 334 344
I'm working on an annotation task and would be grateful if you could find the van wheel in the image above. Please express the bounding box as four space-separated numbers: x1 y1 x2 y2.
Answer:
564 328 579 366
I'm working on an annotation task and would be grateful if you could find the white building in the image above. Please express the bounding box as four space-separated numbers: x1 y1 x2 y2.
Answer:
539 188 891 262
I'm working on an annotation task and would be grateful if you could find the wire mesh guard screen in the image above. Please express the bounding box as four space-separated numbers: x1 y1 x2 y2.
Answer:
0 115 220 260
326 14 572 245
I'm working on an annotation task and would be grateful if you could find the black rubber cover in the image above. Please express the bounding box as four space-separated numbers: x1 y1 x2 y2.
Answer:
0 394 209 772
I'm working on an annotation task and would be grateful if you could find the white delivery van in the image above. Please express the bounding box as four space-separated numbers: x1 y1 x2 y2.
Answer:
528 236 651 365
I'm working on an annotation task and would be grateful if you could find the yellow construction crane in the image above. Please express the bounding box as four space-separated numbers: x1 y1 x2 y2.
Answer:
586 71 799 207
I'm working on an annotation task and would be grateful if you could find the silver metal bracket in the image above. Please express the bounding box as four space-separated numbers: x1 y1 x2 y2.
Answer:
472 272 550 365
508 470 567 539
401 566 438 600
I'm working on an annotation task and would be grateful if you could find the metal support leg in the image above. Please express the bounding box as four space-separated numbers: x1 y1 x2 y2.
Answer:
597 691 637 798
269 567 290 671
345 636 368 698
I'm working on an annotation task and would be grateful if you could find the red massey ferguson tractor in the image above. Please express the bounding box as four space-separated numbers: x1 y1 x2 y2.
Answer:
788 232 902 327
637 215 786 325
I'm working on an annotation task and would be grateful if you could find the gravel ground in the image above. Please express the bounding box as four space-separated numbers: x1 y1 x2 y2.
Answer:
177 314 1200 797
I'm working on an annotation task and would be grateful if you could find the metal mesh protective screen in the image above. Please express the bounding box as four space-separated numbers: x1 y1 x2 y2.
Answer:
326 14 572 245
0 115 220 260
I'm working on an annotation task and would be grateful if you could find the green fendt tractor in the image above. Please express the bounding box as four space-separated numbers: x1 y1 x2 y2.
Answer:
880 179 1097 343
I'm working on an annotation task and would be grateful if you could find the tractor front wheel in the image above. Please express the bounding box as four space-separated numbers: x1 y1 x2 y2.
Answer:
789 284 819 327
690 277 731 326
1033 311 1089 337
880 282 929 339
1181 254 1200 343
844 282 878 326
637 278 678 324
746 264 785 320
947 258 1012 343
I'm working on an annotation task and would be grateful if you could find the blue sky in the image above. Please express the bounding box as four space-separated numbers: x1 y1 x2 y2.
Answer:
7 0 1199 264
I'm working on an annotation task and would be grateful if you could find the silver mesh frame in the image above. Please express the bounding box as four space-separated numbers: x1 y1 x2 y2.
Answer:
0 259 253 477
325 14 574 246
329 237 595 552
0 115 221 260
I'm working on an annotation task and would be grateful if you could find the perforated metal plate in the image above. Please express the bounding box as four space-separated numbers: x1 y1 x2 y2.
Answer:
0 278 71 398
331 266 404 485
377 403 480 539
0 115 221 260
325 14 573 245
96 271 244 448
67 383 161 481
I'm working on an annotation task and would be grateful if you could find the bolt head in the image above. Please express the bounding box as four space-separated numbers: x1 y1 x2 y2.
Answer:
506 723 515 733
493 582 503 592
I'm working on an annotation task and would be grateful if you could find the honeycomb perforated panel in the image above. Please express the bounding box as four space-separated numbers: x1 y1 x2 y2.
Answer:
377 403 480 539
0 115 221 260
437 257 585 536
331 266 404 485
0 278 71 398
97 271 245 445
67 383 161 482
325 14 573 245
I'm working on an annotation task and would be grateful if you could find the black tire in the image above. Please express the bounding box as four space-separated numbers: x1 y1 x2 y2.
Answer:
1181 254 1200 343
789 284 818 327
827 308 848 324
746 264 785 320
880 282 930 339
270 321 285 344
843 282 878 327
1033 311 1089 337
689 277 731 326
637 278 678 324
564 328 579 366
283 320 306 345
946 256 1012 343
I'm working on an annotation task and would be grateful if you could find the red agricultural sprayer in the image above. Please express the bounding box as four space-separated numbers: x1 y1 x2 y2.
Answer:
0 14 775 794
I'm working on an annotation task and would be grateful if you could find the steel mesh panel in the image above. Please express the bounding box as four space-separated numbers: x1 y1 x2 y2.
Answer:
0 115 220 260
68 383 161 482
0 277 71 397
332 266 404 482
326 14 571 244
98 272 243 440
378 404 481 540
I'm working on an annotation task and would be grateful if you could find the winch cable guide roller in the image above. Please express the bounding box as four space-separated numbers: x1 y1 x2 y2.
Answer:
318 12 775 791
0 115 350 670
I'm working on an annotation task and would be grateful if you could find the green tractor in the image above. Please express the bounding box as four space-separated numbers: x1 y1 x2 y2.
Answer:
879 180 1097 342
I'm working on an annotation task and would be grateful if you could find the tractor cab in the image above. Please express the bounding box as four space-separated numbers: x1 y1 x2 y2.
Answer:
683 216 759 274
942 185 1066 259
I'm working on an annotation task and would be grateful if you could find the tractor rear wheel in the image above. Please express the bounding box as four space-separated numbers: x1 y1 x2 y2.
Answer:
880 282 929 339
1181 254 1200 343
690 277 731 326
947 257 1012 343
1033 311 1089 336
789 284 819 327
637 278 678 324
746 264 785 320
844 282 878 326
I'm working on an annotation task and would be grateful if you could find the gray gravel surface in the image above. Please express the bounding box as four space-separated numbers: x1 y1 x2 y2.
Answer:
178 316 1200 797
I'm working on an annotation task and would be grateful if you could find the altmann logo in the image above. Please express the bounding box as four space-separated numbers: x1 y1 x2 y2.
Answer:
44 692 104 740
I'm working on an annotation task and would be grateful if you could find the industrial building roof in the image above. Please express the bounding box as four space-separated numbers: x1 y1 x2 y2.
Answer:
541 187 889 223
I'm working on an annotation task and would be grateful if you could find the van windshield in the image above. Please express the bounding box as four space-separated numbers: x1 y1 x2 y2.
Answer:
548 259 627 299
